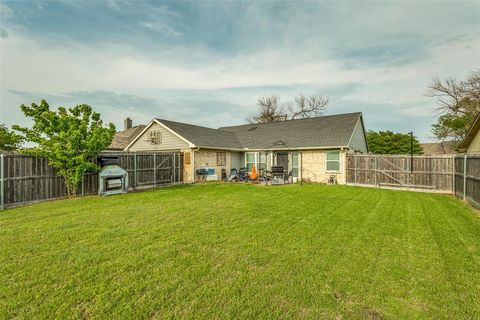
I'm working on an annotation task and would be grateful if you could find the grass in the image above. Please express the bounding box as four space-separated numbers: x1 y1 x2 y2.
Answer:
1 183 479 319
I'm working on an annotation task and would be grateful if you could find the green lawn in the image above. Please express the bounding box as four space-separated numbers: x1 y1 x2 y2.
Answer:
1 183 479 319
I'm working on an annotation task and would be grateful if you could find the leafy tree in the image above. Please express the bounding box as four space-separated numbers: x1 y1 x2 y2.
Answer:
426 70 480 141
0 123 23 151
431 113 477 142
12 100 116 197
246 94 328 124
367 130 423 155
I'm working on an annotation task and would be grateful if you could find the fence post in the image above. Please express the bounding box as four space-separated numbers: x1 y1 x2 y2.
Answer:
354 154 357 185
153 153 156 188
452 155 455 195
81 175 85 197
173 153 176 184
463 154 467 201
374 155 377 187
1 153 4 210
407 156 410 188
134 152 137 191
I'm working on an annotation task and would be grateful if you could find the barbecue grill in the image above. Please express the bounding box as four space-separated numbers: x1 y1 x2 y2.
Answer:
271 166 285 185
98 156 128 196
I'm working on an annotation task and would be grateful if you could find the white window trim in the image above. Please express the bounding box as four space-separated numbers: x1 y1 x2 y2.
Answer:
291 152 300 178
325 150 341 172
245 152 268 173
245 152 257 173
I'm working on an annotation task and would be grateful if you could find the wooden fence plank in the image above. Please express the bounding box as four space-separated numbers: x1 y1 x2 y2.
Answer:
0 152 183 209
346 154 455 192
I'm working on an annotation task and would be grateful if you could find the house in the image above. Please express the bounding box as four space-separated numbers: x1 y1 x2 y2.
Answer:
122 112 368 184
458 112 480 153
420 141 458 155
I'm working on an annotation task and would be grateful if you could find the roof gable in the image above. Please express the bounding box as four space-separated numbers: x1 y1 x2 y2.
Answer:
155 119 242 150
459 112 480 150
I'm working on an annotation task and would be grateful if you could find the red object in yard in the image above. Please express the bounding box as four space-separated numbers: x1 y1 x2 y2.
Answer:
250 164 257 180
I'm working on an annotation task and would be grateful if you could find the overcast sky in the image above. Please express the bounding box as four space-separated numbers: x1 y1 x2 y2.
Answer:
1 1 479 142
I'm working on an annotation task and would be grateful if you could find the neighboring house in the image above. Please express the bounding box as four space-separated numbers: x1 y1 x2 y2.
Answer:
420 141 458 155
107 117 146 151
123 112 368 184
458 112 480 153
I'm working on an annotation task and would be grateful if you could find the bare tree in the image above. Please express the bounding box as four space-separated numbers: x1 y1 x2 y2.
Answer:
426 69 480 115
247 94 329 124
426 70 480 141
288 94 329 119
246 95 286 124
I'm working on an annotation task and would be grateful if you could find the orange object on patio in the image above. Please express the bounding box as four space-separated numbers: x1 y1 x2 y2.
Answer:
250 164 257 180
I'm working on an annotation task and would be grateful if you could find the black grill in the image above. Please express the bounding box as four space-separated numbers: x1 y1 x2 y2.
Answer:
98 156 119 167
271 166 284 174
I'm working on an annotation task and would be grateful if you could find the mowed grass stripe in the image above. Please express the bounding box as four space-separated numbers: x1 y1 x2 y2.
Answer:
1 183 479 319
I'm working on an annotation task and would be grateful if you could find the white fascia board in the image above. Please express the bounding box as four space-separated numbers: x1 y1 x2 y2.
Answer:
153 119 196 148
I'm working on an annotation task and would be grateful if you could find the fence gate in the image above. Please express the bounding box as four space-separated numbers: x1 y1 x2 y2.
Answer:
346 154 454 193
0 152 184 209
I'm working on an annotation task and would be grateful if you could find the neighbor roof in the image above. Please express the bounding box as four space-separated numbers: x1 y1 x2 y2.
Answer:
219 112 363 150
420 142 458 155
108 125 146 150
458 112 480 150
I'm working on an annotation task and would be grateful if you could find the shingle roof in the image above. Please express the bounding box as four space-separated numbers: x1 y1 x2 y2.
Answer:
219 112 362 149
107 125 146 150
420 142 458 155
134 112 363 150
155 119 242 149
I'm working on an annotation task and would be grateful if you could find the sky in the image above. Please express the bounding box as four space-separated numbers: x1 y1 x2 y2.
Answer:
0 0 479 142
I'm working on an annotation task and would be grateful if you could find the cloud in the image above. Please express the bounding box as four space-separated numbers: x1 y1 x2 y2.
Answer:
0 2 13 18
9 90 158 108
140 21 182 38
1 1 479 142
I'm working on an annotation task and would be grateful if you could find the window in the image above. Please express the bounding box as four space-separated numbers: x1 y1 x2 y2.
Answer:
246 152 268 173
246 152 256 173
292 153 299 177
326 150 340 171
216 151 226 166
258 153 267 172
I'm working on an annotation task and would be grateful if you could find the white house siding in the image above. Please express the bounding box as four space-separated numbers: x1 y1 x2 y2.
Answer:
467 130 480 153
127 122 189 152
230 152 244 170
194 148 231 181
348 118 368 153
301 149 347 184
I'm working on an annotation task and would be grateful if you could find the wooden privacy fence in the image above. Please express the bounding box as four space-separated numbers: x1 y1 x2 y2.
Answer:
346 154 454 192
454 155 480 209
0 152 183 209
346 153 480 209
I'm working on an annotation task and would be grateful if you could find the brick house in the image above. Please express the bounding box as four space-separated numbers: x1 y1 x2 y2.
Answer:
115 112 368 184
